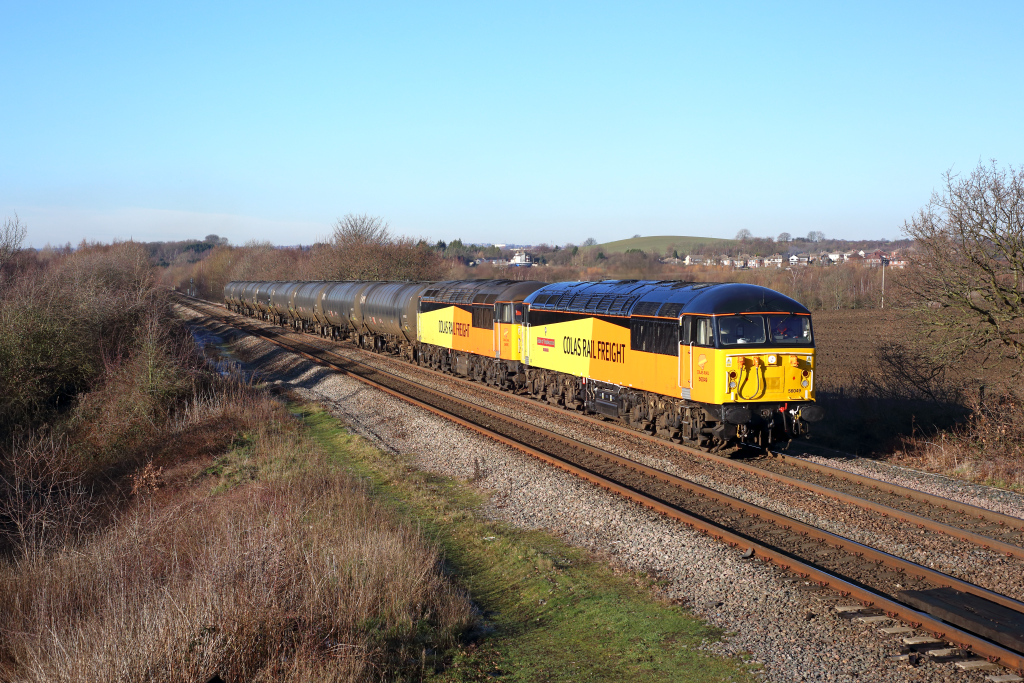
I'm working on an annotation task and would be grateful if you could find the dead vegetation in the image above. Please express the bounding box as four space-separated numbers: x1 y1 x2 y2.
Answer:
0 237 473 681
0 392 473 682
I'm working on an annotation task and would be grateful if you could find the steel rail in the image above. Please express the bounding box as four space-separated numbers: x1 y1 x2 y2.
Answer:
213 296 1024 557
765 452 1024 532
182 297 1024 671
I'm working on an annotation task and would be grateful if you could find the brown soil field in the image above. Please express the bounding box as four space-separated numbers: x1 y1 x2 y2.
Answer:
806 309 952 456
811 309 897 394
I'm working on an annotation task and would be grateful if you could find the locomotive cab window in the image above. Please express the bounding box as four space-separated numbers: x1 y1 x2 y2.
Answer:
768 314 813 344
495 303 513 324
513 303 525 323
715 314 812 347
717 315 767 346
630 319 679 356
694 317 714 347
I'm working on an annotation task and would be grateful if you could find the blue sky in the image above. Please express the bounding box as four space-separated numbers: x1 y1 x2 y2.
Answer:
2 2 1022 247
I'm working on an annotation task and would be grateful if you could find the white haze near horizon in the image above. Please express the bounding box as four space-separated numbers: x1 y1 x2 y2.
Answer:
8 202 906 250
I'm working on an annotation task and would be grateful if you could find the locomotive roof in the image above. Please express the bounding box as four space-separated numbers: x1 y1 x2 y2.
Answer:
421 279 546 305
524 280 810 317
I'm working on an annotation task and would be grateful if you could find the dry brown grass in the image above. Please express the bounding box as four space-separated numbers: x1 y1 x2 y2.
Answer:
893 392 1024 490
0 390 473 682
1 245 473 680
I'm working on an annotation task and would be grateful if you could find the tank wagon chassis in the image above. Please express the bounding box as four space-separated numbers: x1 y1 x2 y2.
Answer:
224 279 822 452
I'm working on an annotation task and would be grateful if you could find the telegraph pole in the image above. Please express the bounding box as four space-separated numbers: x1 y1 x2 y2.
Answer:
880 256 888 309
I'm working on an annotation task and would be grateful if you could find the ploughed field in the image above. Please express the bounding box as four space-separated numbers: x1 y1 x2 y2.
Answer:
810 309 895 395
803 309 909 455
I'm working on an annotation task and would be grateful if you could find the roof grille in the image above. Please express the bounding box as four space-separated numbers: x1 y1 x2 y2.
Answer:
659 302 684 318
632 301 661 317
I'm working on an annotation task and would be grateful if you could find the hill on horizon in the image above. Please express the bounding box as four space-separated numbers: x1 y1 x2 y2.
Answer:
594 235 735 255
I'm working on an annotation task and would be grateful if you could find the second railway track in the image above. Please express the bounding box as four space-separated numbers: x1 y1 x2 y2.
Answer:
180 295 1024 673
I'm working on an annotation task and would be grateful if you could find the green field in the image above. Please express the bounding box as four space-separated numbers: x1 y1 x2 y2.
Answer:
595 235 735 255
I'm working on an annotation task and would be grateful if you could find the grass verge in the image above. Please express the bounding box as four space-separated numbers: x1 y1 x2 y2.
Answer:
298 401 757 683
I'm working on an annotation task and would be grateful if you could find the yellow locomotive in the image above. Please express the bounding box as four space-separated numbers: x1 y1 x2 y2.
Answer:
225 278 823 449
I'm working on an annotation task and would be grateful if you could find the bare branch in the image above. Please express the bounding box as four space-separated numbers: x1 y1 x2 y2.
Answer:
1 212 27 271
900 162 1024 378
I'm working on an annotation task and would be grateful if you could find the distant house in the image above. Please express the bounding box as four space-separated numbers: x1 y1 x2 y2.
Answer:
719 254 733 267
863 249 886 267
747 256 764 268
509 249 535 267
765 254 784 268
660 257 684 265
684 254 707 266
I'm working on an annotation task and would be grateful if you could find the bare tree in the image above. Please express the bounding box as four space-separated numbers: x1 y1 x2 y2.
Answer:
807 230 825 243
1 212 27 271
902 161 1024 377
332 214 392 251
330 214 446 281
777 231 791 243
735 229 753 242
582 237 598 247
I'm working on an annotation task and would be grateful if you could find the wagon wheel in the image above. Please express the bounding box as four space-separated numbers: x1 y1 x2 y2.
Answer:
629 406 648 431
654 413 674 439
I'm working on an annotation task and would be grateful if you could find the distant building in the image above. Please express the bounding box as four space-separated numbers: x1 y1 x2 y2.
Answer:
509 249 535 267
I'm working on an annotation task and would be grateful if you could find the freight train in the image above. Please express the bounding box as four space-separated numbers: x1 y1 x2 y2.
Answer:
223 279 823 450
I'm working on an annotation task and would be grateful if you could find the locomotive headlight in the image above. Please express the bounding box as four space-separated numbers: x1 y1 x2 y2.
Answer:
767 354 778 365
729 381 737 389
801 380 809 388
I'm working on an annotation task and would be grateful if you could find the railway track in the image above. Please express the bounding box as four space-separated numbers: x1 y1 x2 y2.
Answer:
180 295 1024 674
199 297 1024 562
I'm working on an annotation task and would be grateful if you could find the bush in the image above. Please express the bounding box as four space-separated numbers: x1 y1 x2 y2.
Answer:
897 391 1024 489
0 242 158 436
0 393 473 682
